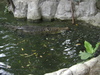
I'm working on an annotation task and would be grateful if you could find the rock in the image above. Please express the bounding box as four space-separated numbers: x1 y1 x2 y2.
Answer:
79 12 100 26
60 69 72 75
45 72 57 75
75 0 97 18
40 0 58 21
44 68 68 75
68 63 89 75
27 0 41 21
8 4 14 12
75 0 100 26
89 55 100 75
55 0 72 20
55 68 68 75
13 0 27 18
84 58 98 68
45 63 90 75
97 55 100 59
92 13 100 26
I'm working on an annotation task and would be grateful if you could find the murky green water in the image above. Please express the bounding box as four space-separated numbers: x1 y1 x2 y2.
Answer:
0 1 100 75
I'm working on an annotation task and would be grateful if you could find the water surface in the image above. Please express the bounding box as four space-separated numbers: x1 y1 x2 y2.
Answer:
0 1 100 75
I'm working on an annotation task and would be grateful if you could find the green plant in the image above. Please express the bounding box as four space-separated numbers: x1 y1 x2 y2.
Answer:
79 41 100 60
4 5 9 14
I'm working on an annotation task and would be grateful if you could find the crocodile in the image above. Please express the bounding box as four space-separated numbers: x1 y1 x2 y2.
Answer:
4 25 69 35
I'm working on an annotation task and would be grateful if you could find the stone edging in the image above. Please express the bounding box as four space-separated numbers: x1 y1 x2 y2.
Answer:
44 55 100 75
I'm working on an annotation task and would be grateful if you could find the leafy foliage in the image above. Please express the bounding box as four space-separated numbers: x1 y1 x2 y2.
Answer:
79 41 100 60
4 5 9 14
79 51 93 60
84 41 94 53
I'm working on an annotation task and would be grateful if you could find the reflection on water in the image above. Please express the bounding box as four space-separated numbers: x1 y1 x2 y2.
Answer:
0 53 6 57
0 69 13 75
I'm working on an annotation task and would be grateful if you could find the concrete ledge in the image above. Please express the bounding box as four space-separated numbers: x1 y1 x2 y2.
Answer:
44 55 100 75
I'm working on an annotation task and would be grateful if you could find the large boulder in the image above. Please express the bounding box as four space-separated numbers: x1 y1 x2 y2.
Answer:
84 13 100 26
40 0 58 21
55 0 72 20
75 0 100 26
27 0 41 21
75 0 97 18
13 0 27 18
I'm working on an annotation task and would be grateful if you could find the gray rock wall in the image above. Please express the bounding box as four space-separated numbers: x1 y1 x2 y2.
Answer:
40 0 58 21
27 0 41 20
8 0 100 26
55 0 72 20
13 0 27 18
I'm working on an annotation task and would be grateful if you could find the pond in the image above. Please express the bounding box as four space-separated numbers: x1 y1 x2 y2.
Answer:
0 1 100 75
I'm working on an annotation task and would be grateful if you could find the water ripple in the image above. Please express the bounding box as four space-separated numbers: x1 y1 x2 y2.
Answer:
0 53 6 57
0 69 13 75
2 35 9 39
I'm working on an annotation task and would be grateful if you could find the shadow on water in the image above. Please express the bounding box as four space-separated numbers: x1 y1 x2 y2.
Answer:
0 1 100 75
